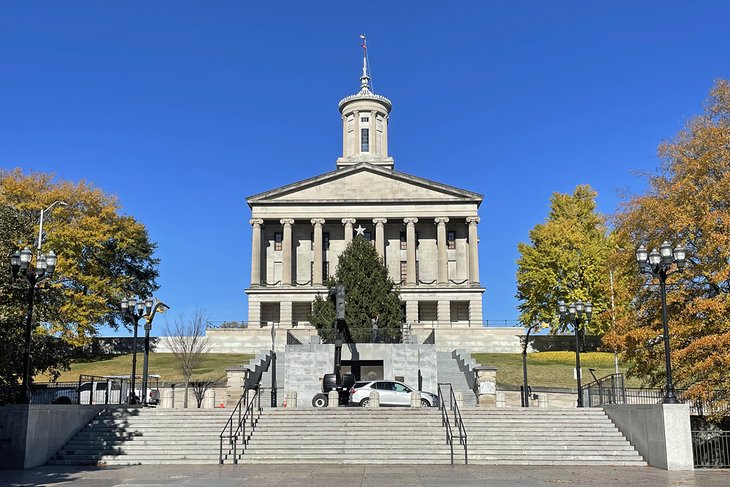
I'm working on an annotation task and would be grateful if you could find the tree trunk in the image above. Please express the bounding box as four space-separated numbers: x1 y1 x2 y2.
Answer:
183 380 189 408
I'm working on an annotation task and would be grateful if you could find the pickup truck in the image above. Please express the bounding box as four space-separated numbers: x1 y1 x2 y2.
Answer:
52 381 159 405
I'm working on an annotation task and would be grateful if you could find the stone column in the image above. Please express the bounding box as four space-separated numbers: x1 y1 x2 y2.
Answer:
342 218 356 246
404 218 418 286
370 110 378 155
373 218 387 259
474 366 498 407
249 219 264 287
405 301 419 323
437 300 450 325
280 219 294 286
354 110 360 153
311 218 325 286
467 217 480 286
280 301 293 328
383 115 389 156
341 115 347 156
435 217 449 286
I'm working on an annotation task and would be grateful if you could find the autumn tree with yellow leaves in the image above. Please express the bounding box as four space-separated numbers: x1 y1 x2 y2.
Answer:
0 170 159 391
605 80 730 416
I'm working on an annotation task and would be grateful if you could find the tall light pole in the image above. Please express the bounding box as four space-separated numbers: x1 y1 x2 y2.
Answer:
635 241 686 404
521 322 548 407
559 300 592 408
37 201 67 256
10 247 58 404
120 297 149 404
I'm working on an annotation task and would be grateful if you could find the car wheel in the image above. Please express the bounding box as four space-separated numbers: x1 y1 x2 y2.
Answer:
359 398 369 407
421 398 431 407
312 394 328 408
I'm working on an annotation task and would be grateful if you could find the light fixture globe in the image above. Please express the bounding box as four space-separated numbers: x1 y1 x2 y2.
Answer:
648 249 661 266
20 247 32 265
558 301 567 315
10 251 20 267
45 250 57 268
673 244 686 270
121 298 129 310
636 245 648 264
568 303 576 317
585 302 593 320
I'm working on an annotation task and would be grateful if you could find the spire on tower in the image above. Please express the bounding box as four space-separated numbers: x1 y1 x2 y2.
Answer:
359 34 370 92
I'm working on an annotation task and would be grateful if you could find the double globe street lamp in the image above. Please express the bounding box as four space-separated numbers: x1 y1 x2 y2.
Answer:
120 297 169 405
635 241 686 404
558 300 592 408
10 247 58 404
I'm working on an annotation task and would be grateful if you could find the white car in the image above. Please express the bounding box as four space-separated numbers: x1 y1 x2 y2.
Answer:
348 380 439 407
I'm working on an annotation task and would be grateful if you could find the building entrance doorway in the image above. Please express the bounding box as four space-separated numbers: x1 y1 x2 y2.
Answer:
342 360 383 381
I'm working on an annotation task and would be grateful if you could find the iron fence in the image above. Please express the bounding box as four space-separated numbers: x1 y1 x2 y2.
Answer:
317 326 402 344
692 430 730 468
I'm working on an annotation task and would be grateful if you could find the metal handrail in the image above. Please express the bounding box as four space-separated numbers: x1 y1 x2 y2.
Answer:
437 384 455 464
218 386 262 464
448 384 468 464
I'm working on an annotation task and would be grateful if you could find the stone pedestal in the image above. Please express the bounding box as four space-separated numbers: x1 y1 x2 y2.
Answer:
369 390 380 407
226 366 249 407
327 390 339 407
411 391 421 408
455 391 464 410
474 365 498 407
496 392 506 408
203 390 215 409
162 390 174 409
538 395 549 408
287 391 297 409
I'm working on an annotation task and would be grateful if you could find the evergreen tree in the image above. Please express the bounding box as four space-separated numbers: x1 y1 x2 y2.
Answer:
309 236 402 342
516 185 612 334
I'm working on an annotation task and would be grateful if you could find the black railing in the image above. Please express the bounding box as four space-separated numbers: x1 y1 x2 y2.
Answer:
219 386 262 464
582 373 626 407
318 326 402 344
437 383 468 464
692 430 730 468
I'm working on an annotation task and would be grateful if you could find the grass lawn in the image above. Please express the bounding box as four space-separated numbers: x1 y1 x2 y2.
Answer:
37 353 254 383
472 352 647 389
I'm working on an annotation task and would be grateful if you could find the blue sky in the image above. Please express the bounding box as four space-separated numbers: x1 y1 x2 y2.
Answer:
1 2 728 335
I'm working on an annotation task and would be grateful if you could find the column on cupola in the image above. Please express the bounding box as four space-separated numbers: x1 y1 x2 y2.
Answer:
280 219 294 286
383 115 389 157
467 217 480 286
404 218 418 285
341 115 347 155
249 219 263 287
370 110 378 155
311 218 325 286
373 218 387 259
354 110 360 153
435 217 449 286
342 218 356 245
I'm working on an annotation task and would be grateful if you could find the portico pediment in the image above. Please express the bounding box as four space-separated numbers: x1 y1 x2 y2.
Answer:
247 163 482 206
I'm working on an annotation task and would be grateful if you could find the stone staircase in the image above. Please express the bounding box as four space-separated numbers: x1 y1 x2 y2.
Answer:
48 405 646 466
460 408 647 466
436 351 477 406
232 408 451 464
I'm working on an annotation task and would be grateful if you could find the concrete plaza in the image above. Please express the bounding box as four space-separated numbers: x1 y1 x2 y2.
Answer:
0 465 728 487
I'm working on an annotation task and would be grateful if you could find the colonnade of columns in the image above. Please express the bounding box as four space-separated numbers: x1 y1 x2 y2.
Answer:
249 216 480 288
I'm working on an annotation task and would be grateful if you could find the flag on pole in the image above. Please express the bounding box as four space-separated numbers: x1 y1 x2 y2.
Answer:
360 34 367 50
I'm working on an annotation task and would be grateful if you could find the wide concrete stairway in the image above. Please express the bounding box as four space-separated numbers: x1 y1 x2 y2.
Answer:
461 408 647 466
232 408 451 464
49 408 232 465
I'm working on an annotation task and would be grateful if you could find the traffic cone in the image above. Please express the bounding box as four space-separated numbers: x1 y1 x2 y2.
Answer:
218 401 224 408
283 395 287 407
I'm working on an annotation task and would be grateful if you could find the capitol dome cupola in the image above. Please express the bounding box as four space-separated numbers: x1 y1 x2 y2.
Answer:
336 36 394 170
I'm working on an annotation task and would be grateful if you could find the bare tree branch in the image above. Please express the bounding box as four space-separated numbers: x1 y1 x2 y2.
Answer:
163 308 211 408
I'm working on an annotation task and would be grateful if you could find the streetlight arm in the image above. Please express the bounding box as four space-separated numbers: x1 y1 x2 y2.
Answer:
37 200 68 254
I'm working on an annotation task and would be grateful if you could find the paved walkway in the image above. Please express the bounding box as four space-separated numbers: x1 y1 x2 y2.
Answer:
1 465 728 487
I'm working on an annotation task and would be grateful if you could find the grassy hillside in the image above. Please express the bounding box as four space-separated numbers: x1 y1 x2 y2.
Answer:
37 353 254 383
472 352 646 389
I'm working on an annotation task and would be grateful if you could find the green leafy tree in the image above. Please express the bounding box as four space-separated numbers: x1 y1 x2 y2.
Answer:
0 170 159 391
309 237 402 342
605 80 730 415
516 185 613 334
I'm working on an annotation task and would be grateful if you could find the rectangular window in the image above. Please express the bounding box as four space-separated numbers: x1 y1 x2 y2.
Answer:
400 232 407 250
361 128 369 152
323 232 330 250
274 232 282 251
364 230 372 242
447 231 456 250
323 261 329 279
400 261 407 283
361 116 369 123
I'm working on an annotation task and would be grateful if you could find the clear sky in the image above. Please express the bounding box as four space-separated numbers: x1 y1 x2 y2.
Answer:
1 2 728 335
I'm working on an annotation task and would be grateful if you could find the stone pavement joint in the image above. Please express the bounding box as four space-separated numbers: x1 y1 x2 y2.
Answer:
0 464 729 487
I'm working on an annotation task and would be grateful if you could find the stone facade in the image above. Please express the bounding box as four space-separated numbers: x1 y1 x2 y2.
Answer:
245 56 485 330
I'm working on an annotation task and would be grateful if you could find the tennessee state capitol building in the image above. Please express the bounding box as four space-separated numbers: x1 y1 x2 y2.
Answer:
244 51 485 334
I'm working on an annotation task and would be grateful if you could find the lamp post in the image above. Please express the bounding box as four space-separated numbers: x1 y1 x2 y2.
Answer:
559 300 592 408
521 322 548 407
635 241 686 404
120 297 150 404
142 299 168 405
10 247 58 404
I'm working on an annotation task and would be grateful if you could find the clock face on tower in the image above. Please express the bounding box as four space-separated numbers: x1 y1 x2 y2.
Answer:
355 224 366 236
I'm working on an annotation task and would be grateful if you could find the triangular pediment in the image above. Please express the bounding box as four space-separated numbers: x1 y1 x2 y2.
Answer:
247 163 482 206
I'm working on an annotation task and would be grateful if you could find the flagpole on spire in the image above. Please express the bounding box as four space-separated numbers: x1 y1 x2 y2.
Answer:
359 34 370 91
